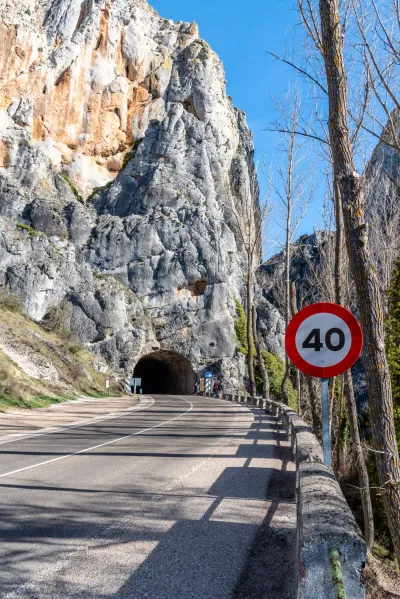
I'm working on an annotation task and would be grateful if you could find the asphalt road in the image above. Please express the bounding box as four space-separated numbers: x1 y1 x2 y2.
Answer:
0 395 296 599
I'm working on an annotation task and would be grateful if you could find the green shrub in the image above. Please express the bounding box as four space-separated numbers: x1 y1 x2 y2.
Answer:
16 223 38 237
387 258 400 408
256 351 296 408
67 342 81 355
58 328 75 341
0 291 22 312
61 173 83 203
41 306 69 332
87 180 113 202
122 138 143 169
234 299 255 355
386 257 400 446
366 258 400 556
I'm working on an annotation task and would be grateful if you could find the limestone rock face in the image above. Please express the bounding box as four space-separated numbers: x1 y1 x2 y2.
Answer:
0 0 282 390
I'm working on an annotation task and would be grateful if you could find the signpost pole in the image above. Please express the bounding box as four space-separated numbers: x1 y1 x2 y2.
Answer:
321 378 332 468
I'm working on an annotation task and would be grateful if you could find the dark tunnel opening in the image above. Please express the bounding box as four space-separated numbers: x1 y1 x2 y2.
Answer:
133 350 195 395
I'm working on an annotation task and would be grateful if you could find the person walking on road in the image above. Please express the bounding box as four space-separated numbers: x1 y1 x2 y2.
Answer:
212 382 219 398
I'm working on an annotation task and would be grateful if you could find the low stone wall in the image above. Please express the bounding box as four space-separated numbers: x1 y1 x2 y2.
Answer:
219 393 366 599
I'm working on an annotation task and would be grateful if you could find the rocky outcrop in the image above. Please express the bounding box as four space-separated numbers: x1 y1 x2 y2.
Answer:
0 0 282 391
257 231 333 309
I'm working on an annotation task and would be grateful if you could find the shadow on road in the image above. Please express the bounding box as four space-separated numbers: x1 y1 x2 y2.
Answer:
0 405 297 599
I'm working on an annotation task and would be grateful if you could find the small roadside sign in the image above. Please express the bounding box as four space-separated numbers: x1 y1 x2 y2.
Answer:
285 302 363 379
105 378 110 389
205 371 212 379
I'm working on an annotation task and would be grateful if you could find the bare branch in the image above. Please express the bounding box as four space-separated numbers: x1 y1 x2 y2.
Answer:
265 51 328 95
265 127 329 145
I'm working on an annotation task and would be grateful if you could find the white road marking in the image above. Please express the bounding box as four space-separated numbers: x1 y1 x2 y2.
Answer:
0 397 193 479
0 397 155 446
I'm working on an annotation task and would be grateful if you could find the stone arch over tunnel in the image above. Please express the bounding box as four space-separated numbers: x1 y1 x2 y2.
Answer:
133 350 195 394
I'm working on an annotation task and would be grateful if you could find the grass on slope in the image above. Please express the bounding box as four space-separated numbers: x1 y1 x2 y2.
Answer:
0 298 118 411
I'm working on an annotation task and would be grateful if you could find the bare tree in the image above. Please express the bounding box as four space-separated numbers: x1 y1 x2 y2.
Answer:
351 0 400 153
302 163 375 551
232 172 271 397
365 158 400 298
267 0 399 561
316 0 400 563
272 87 313 405
252 305 270 400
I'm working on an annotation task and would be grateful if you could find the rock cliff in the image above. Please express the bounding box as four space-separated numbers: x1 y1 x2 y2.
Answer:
0 0 282 392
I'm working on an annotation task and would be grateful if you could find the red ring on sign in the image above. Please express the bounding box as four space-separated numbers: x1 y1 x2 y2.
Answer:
285 302 363 378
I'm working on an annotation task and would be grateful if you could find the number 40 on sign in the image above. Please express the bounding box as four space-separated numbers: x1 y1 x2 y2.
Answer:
285 302 363 467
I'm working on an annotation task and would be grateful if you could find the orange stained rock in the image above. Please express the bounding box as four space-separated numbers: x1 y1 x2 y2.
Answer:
97 6 111 55
0 11 165 197
0 139 10 167
0 20 36 84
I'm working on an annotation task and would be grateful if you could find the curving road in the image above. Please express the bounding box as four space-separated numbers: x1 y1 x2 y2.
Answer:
0 395 296 599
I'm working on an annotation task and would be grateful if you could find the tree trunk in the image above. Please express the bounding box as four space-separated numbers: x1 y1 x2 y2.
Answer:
329 375 336 435
281 216 291 405
252 305 270 400
343 370 374 552
334 180 343 305
246 269 257 397
333 174 375 551
307 376 322 443
335 375 345 477
290 281 301 411
320 0 400 562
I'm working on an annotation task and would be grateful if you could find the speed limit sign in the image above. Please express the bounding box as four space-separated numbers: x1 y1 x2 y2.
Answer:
285 303 363 378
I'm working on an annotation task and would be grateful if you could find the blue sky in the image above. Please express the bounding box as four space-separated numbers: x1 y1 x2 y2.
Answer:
151 0 322 255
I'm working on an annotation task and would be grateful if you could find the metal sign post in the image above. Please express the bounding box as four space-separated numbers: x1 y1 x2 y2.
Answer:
321 378 331 468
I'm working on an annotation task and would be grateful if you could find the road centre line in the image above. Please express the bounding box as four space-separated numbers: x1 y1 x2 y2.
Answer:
0 397 193 479
0 396 156 447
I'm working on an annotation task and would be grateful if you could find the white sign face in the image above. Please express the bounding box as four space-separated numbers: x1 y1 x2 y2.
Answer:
295 312 351 368
105 379 110 389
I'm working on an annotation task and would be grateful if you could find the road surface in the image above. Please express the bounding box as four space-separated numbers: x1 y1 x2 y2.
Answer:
0 395 296 598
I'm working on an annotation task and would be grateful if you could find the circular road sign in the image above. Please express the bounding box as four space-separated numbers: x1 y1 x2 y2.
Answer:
205 371 213 379
285 302 363 378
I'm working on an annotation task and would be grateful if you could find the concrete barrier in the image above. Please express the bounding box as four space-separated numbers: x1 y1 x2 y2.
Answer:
267 398 365 598
227 394 366 598
297 462 366 599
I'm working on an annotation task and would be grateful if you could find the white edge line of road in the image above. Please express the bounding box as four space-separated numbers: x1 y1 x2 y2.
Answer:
0 396 156 447
0 397 193 480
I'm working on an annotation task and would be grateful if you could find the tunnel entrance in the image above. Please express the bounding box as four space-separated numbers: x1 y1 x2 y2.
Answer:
133 350 195 394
